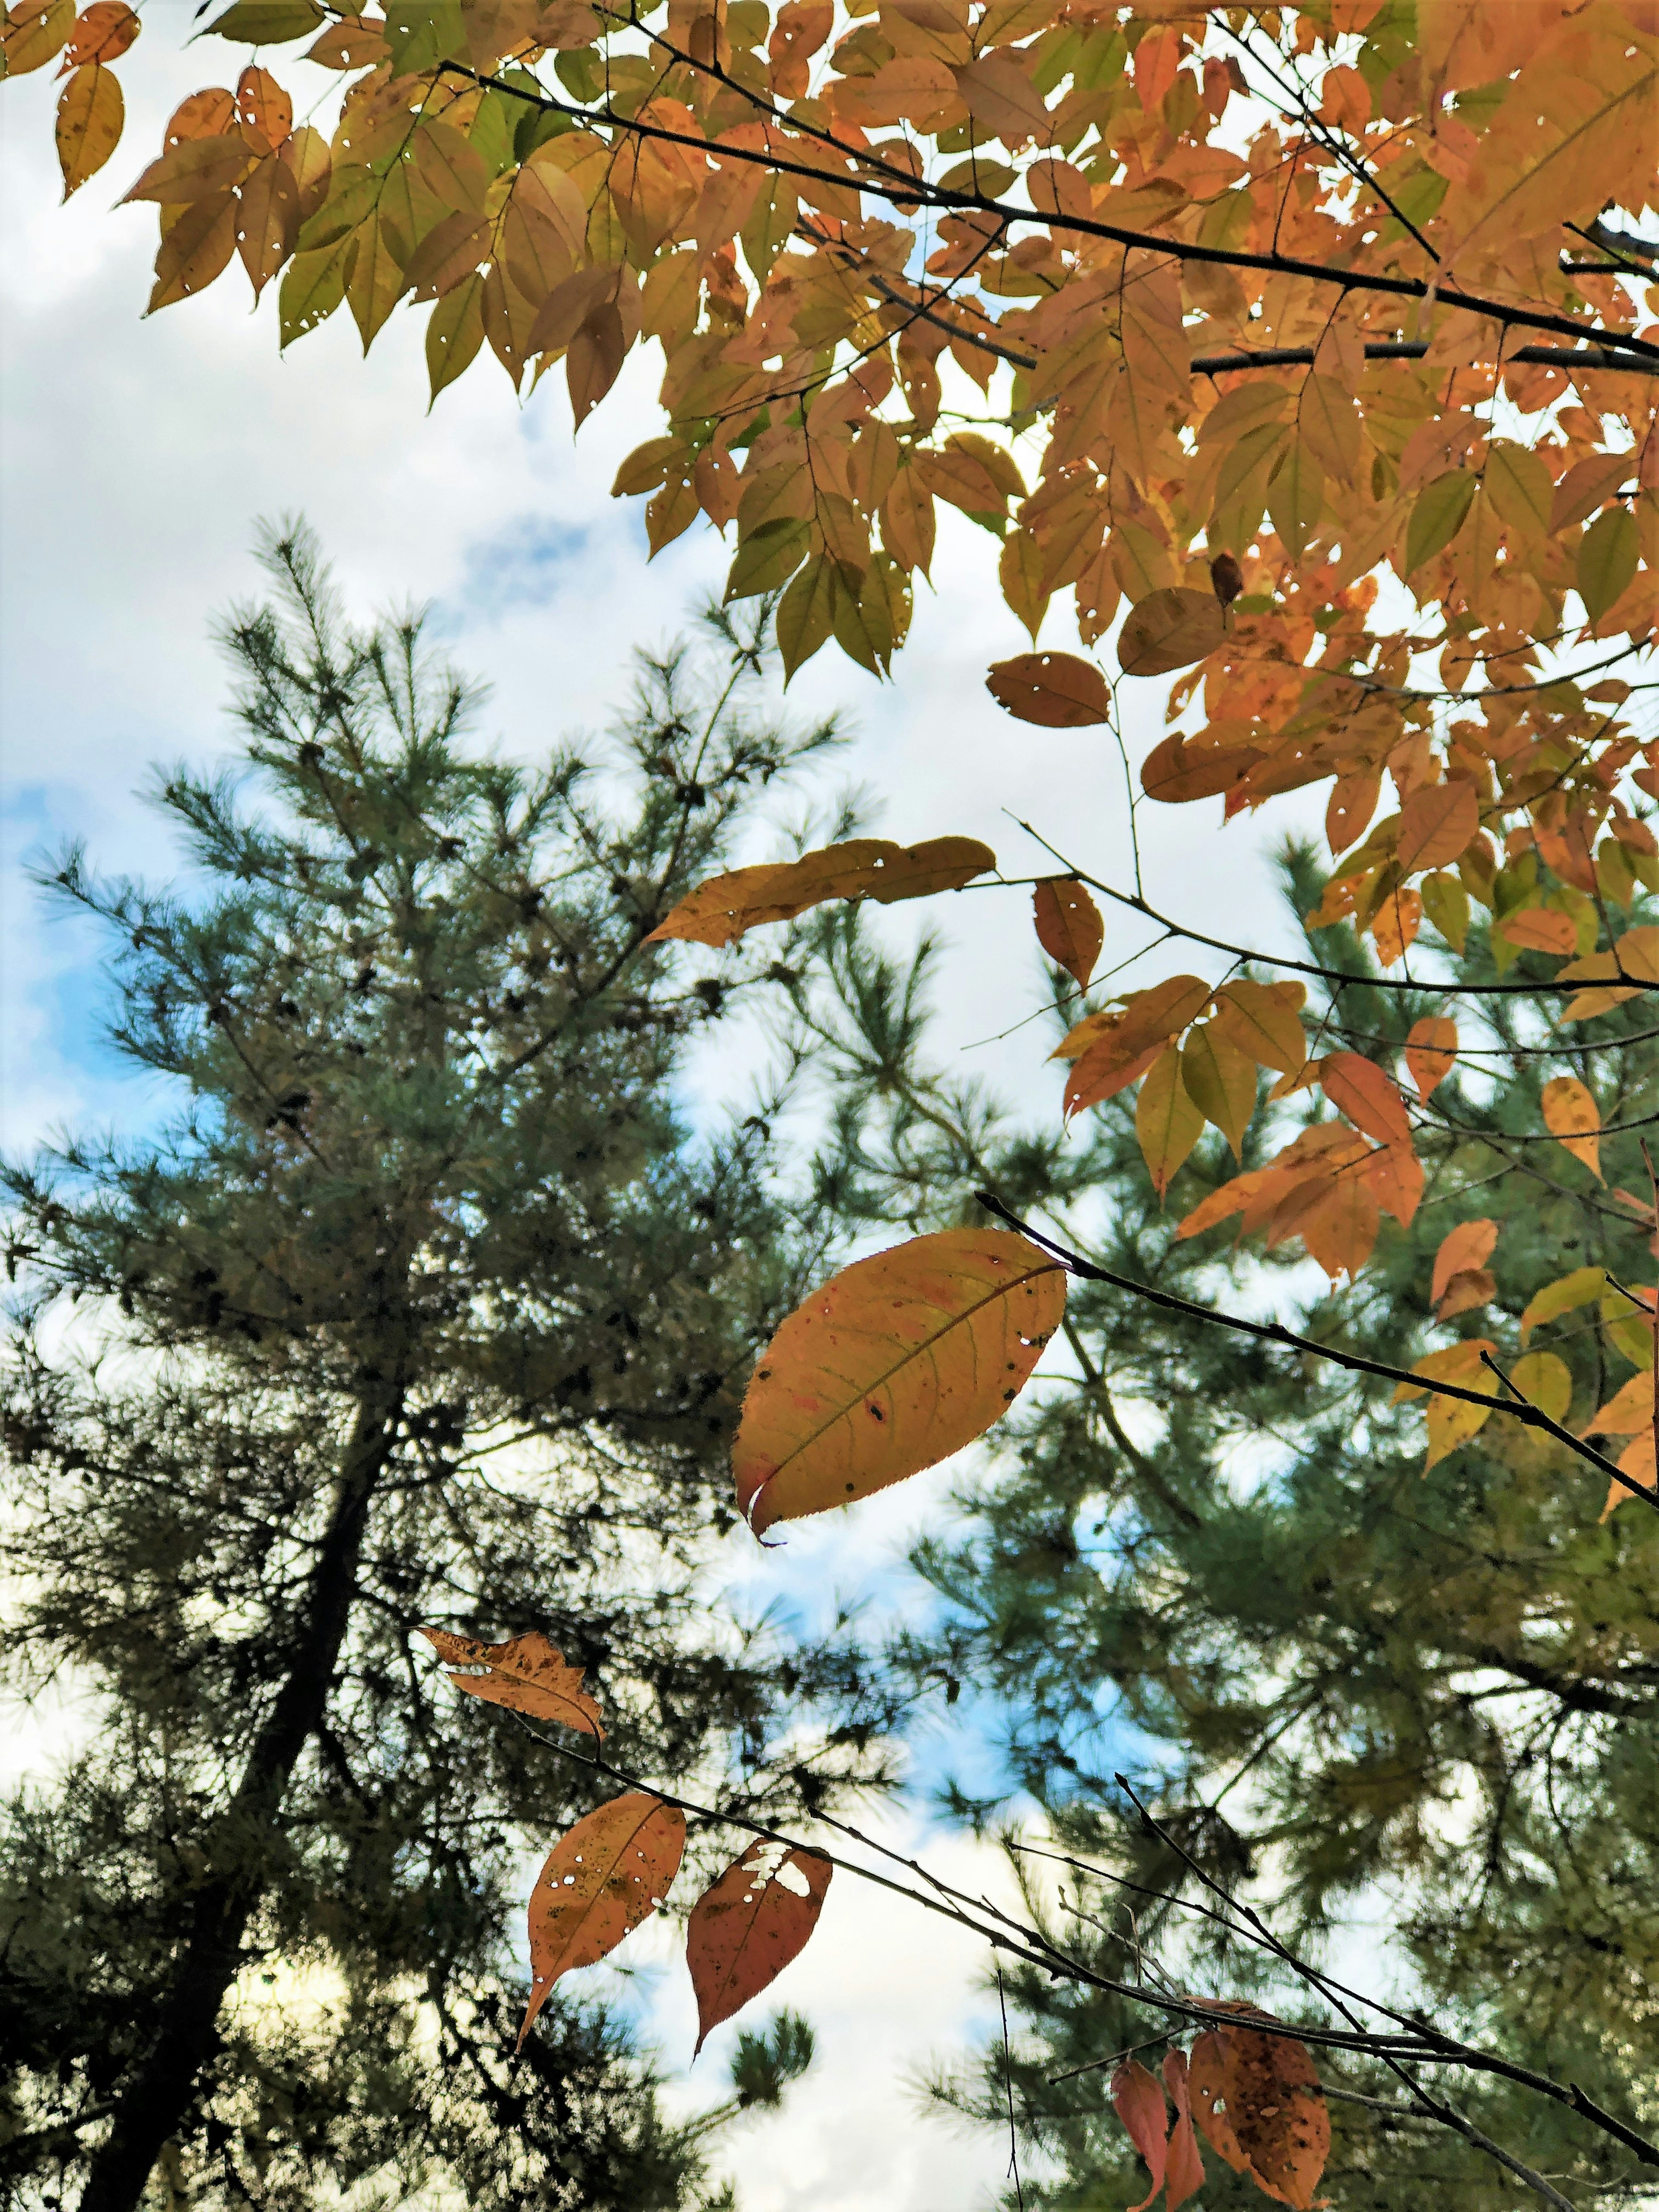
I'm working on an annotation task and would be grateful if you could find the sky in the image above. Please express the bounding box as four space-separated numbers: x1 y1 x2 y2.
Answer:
0 32 1322 2211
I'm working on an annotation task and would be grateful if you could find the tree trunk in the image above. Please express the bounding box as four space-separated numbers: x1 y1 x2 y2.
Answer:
77 1389 402 2212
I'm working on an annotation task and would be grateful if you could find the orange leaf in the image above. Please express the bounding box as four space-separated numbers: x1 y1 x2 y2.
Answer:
1033 877 1103 990
1541 1074 1602 1179
1583 1368 1654 1437
1188 2031 1251 2175
1437 1267 1494 1319
1396 781 1478 874
1065 976 1214 1119
1371 885 1421 967
55 58 122 197
1405 1016 1457 1100
1118 588 1225 677
1111 2057 1168 2212
1431 1218 1498 1307
686 1842 831 2053
57 0 137 70
1223 2022 1330 2210
1497 908 1577 957
733 1229 1066 1534
646 836 995 947
520 1793 686 2047
1163 2050 1207 2211
1605 1431 1657 1520
1319 1053 1412 1149
985 650 1109 727
421 1627 605 1739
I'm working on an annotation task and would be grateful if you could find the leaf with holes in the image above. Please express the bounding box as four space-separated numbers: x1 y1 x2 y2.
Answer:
1033 877 1103 989
521 1793 685 2047
733 1229 1066 1534
55 58 121 195
647 837 995 948
686 1841 831 2053
985 650 1110 727
1541 1075 1602 1179
421 1627 605 1738
1221 2019 1329 2210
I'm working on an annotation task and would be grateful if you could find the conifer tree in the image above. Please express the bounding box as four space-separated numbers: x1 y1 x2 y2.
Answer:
795 853 1659 2207
0 527 898 2212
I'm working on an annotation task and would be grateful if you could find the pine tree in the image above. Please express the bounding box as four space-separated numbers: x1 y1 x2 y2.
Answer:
0 528 899 2212
799 852 1659 2207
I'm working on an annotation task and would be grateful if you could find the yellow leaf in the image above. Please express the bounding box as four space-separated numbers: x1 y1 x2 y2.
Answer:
646 836 996 948
2 0 74 79
1509 1350 1572 1426
1209 980 1307 1077
55 58 122 198
733 1229 1067 1533
1426 1389 1495 1471
1605 1432 1657 1520
1541 1074 1602 1179
1584 1368 1653 1437
1394 1338 1498 1403
1519 1264 1605 1343
1179 1022 1255 1157
1138 1042 1206 1196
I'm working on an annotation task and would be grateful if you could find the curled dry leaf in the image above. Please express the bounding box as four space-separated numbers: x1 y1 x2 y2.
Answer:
1033 877 1103 990
646 836 995 948
732 1228 1066 1534
1110 2057 1168 2212
1430 1218 1498 1308
1163 2049 1207 2211
686 1840 831 2053
1404 1015 1457 1099
1118 588 1225 677
1541 1074 1602 1179
420 1626 604 1738
521 1792 685 2048
985 649 1110 728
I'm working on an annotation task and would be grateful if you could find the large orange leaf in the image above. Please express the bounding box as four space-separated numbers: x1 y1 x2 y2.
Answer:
686 1841 831 2053
985 649 1110 727
1541 1075 1602 1179
732 1228 1066 1534
646 836 995 947
520 1793 685 2047
421 1626 605 1738
1188 2031 1250 2176
1319 1052 1412 1150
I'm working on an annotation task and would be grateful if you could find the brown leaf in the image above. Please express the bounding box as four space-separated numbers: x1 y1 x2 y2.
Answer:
732 1228 1066 1534
520 1793 685 2047
1431 1218 1498 1308
686 1842 831 2053
1033 877 1103 990
1065 976 1214 1120
646 836 996 948
3 0 75 79
1209 551 1244 606
57 0 136 70
985 650 1110 728
1118 588 1225 677
1396 781 1478 875
149 189 238 311
421 1627 605 1739
1541 1074 1602 1179
1110 2057 1168 2212
1222 2022 1330 2210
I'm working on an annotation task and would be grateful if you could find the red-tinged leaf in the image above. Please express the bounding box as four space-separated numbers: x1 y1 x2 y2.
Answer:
1033 877 1103 990
421 1627 605 1738
1405 1016 1458 1099
1111 2057 1168 2212
1541 1075 1602 1179
1319 1053 1412 1150
686 1842 831 2053
1364 1138 1424 1230
1396 781 1478 875
1064 976 1214 1120
1497 907 1577 957
57 0 136 70
647 836 996 948
1223 2023 1329 2210
3 1 75 78
1138 1044 1205 1200
1163 2050 1207 2211
520 1793 685 2048
1431 1219 1498 1308
1294 1173 1381 1282
55 59 121 197
1118 588 1225 677
985 650 1109 728
732 1228 1066 1534
1188 2031 1251 2175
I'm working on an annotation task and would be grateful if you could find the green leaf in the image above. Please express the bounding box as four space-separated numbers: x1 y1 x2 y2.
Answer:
1419 870 1469 953
775 555 836 683
724 518 809 603
1406 470 1477 574
1578 506 1638 623
384 1 467 75
200 0 324 42
279 237 353 348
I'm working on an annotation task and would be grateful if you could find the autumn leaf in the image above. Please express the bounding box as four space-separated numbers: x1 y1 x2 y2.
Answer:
732 1228 1066 1534
646 836 995 947
1319 1053 1412 1150
1519 1265 1605 1343
2 0 74 77
985 650 1109 728
520 1792 685 2047
57 1 137 70
55 57 121 196
1118 588 1225 677
1606 1432 1658 1521
1404 1016 1457 1100
686 1841 831 2053
1396 782 1478 876
1065 976 1214 1119
1541 1075 1602 1180
1510 1350 1572 1426
1163 2049 1207 2211
1188 2031 1250 2177
1497 908 1576 957
1110 2057 1168 2212
1210 980 1307 1077
1406 471 1476 573
1138 1043 1205 1198
1033 877 1103 990
1221 2021 1330 2211
421 1626 605 1738
1179 1021 1255 1157
1430 1219 1497 1310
